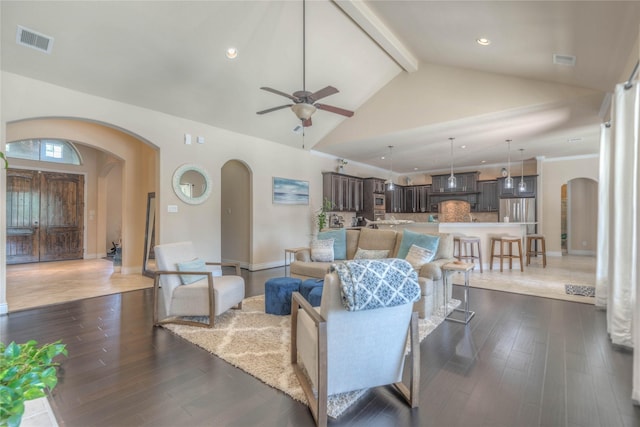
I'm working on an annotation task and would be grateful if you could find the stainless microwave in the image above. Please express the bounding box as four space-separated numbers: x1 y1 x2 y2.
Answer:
374 194 385 207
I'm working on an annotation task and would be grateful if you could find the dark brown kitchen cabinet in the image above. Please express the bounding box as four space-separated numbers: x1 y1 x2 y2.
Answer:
362 178 386 221
477 180 498 211
431 171 479 193
322 172 363 212
386 185 404 213
497 175 537 198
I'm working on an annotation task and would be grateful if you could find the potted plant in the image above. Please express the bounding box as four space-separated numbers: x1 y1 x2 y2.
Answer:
316 197 334 232
0 340 67 427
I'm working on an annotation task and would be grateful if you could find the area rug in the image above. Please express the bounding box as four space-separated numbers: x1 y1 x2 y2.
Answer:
564 284 595 297
163 295 460 419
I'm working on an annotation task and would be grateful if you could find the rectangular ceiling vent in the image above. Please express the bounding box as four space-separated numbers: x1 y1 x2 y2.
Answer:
553 54 576 66
16 25 54 54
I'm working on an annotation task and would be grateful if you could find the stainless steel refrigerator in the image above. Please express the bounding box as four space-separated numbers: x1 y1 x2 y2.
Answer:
499 198 536 234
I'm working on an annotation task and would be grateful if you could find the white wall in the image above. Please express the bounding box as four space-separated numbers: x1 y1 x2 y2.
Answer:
567 177 598 255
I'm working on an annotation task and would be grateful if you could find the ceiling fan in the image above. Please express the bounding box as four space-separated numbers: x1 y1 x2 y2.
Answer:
256 0 354 127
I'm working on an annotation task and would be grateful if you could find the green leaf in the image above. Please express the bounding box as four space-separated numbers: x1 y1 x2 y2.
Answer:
0 339 66 426
0 152 8 170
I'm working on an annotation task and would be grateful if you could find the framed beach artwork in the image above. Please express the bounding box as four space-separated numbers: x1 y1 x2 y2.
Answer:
272 177 309 205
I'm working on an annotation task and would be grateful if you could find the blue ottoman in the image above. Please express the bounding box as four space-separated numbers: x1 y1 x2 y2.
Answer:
265 277 302 315
300 278 324 301
307 286 323 307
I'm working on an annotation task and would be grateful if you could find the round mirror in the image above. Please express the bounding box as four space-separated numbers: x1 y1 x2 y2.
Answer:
172 164 212 205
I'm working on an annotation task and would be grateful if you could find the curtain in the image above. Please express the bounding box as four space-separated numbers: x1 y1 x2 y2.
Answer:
596 81 639 403
595 123 610 308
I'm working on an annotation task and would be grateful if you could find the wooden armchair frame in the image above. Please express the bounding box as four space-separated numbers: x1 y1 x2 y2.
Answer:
153 261 242 329
290 291 420 427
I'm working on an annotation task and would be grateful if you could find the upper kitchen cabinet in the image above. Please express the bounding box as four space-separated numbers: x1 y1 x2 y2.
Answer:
323 172 363 212
431 171 479 193
497 175 537 198
386 185 405 213
477 180 498 211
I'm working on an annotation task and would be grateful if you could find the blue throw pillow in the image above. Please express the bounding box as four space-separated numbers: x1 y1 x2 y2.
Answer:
176 258 208 285
397 229 440 259
318 228 347 260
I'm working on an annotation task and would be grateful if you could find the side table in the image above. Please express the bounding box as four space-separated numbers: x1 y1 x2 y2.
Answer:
442 261 476 324
284 247 307 276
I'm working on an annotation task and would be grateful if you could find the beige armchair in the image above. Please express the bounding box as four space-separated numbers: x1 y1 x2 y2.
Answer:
291 270 419 426
153 241 245 328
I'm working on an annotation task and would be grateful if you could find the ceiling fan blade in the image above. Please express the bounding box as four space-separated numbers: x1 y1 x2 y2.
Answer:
309 86 339 102
260 87 300 102
256 104 293 115
315 103 354 117
302 118 312 127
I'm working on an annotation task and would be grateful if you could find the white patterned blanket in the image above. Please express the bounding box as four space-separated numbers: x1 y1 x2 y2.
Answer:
331 258 421 311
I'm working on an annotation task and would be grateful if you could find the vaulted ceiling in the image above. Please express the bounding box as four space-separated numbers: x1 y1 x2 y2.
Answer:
2 1 638 174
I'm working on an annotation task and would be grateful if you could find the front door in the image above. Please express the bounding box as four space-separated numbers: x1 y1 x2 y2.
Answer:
6 169 84 264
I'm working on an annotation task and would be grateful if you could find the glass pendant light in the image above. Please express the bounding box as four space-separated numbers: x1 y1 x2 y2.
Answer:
386 145 394 191
518 148 526 192
504 139 513 189
447 137 457 189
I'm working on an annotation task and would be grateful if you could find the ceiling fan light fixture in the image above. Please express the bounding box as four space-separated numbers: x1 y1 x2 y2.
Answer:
291 103 316 120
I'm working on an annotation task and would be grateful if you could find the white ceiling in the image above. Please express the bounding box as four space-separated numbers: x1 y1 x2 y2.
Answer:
2 1 639 175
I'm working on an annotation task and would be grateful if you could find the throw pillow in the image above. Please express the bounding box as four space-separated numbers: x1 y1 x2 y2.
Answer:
397 229 440 259
353 247 390 260
311 238 335 262
405 244 436 271
317 228 347 260
176 258 208 285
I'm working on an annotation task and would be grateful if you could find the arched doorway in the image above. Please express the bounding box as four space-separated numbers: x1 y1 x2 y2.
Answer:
3 117 159 312
221 160 252 268
561 177 598 256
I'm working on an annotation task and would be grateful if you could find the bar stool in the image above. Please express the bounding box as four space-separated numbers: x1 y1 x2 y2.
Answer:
526 234 547 267
454 236 483 273
489 235 523 272
452 233 465 259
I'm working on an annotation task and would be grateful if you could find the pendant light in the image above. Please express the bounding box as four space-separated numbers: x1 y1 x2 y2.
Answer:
504 139 513 189
447 137 457 189
518 148 526 192
386 145 394 191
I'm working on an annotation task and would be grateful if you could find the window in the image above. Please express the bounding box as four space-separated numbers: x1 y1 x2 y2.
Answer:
5 139 82 165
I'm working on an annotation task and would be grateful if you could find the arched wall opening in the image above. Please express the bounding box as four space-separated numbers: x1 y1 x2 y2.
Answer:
221 159 252 268
5 117 159 272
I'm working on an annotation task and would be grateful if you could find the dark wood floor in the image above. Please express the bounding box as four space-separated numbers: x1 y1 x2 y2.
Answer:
1 267 639 427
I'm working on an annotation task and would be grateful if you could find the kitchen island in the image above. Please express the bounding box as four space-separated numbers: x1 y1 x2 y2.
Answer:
375 221 537 269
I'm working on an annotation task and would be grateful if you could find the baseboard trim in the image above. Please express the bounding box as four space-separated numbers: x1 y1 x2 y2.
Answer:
0 302 8 315
568 250 596 256
248 261 283 272
221 259 284 272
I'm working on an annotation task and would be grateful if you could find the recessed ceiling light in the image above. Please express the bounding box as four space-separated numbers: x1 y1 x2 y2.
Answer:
460 145 467 149
225 47 238 59
381 156 386 160
476 38 491 46
567 137 583 143
414 167 418 171
481 160 486 163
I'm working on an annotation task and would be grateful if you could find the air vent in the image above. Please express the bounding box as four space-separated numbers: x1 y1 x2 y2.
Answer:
16 25 54 54
553 54 576 66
